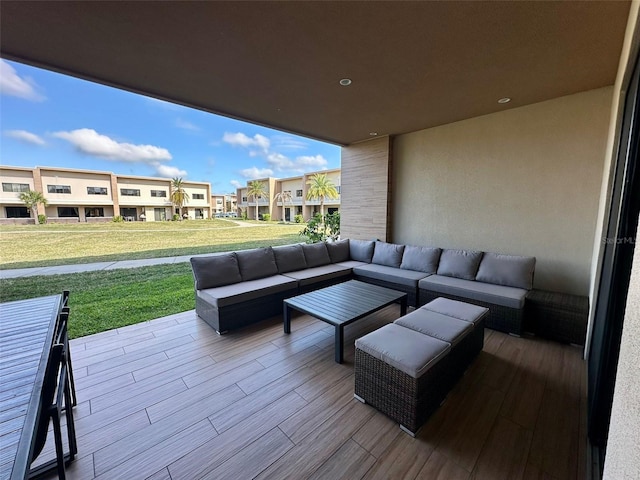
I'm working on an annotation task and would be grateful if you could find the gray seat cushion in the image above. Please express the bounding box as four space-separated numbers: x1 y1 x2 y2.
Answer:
335 260 369 269
475 252 536 290
326 239 350 263
437 249 483 280
395 309 473 346
197 275 297 308
282 264 352 287
273 244 307 273
190 253 242 290
349 239 375 263
355 323 450 378
352 263 430 287
236 247 278 281
420 297 489 326
400 245 442 274
371 241 405 267
302 242 331 267
419 275 528 309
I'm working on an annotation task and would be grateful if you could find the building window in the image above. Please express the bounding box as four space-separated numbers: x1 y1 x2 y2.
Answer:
216 199 223 204
48 185 71 194
296 189 303 197
195 208 204 219
242 196 247 202
150 190 167 197
336 186 341 194
192 193 205 200
120 207 137 220
57 207 79 217
85 207 104 217
284 190 292 196
5 206 30 218
87 186 108 195
120 188 140 196
2 183 30 193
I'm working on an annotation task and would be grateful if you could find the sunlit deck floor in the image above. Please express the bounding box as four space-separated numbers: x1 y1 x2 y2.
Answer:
39 305 586 480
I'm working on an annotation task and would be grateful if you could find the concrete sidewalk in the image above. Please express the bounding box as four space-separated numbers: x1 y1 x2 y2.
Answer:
0 254 205 279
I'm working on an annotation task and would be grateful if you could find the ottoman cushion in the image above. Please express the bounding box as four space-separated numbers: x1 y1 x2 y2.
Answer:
355 324 450 378
420 297 489 326
395 309 473 346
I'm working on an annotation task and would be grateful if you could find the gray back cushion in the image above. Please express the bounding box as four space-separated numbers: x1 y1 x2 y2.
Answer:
190 253 242 290
400 245 442 273
349 239 375 263
236 247 278 281
273 244 307 273
476 252 536 289
372 241 405 268
302 242 331 268
437 249 483 280
326 239 350 263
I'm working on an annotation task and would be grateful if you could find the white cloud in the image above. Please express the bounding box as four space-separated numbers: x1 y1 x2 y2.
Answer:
239 167 274 179
295 155 328 169
272 135 308 151
175 118 200 132
223 132 270 154
152 162 187 178
266 153 328 174
52 128 172 162
0 60 45 101
230 180 242 189
4 129 46 146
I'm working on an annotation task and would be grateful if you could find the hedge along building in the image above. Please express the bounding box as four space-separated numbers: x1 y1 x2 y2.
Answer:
0 165 211 223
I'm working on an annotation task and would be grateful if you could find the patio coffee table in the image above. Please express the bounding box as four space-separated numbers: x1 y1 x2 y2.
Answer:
284 280 408 363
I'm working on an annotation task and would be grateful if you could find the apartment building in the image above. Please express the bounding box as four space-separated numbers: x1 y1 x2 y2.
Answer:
236 168 340 221
0 165 211 223
211 193 237 216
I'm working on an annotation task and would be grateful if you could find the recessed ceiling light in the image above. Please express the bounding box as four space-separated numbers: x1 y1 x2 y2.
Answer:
498 97 511 104
369 132 378 136
339 78 352 86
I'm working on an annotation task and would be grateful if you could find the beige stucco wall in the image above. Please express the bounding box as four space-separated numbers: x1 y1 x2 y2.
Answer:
392 87 612 295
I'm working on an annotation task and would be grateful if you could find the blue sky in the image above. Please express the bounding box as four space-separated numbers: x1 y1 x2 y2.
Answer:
0 59 340 193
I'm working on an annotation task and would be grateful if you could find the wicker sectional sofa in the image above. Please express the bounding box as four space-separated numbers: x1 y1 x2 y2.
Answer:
190 239 535 335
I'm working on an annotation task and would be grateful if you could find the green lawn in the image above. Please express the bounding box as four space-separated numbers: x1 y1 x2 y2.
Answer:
0 219 309 337
0 219 303 269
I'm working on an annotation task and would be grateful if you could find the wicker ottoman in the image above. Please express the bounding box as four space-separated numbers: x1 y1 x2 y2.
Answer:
419 297 488 361
354 323 451 436
395 308 479 390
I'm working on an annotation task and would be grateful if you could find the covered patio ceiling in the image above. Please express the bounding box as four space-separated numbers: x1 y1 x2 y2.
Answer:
0 1 631 146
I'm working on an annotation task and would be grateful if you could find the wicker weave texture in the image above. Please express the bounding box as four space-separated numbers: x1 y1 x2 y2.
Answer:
355 348 452 434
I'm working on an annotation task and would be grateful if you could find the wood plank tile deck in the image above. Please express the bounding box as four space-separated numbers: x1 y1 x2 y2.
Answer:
36 306 585 480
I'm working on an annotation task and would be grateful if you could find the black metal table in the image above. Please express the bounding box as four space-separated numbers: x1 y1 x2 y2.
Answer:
283 280 408 363
0 295 63 480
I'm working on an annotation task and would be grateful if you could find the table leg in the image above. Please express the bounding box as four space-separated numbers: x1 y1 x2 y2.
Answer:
335 325 344 363
284 304 291 334
400 296 407 316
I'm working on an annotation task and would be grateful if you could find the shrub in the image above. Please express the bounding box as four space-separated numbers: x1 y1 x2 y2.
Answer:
37 214 47 225
112 215 124 223
299 212 340 243
241 208 248 220
262 214 271 222
294 214 304 223
172 214 181 221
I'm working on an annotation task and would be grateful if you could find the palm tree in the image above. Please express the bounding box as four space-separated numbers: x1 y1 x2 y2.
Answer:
247 180 267 220
170 177 190 219
306 173 339 218
274 190 293 222
19 190 48 222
